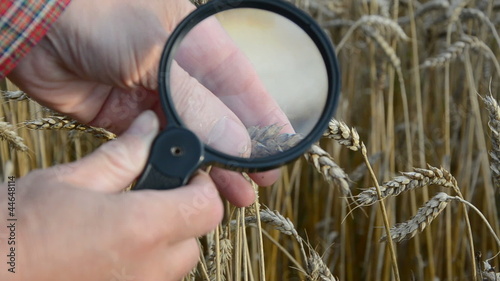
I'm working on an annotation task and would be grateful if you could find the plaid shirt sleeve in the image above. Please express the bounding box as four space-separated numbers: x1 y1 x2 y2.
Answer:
0 0 71 78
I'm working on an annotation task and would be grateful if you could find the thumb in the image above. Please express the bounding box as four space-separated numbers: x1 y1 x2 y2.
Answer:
54 110 159 192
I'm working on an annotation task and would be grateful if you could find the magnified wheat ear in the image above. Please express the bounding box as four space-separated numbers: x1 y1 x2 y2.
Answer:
0 121 28 152
247 125 302 158
356 165 457 206
381 192 452 243
24 116 116 141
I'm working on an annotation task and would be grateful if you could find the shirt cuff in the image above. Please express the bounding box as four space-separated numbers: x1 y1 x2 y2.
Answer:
0 0 71 78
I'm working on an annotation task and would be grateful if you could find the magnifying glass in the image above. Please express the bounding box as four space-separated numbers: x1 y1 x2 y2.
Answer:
134 0 341 190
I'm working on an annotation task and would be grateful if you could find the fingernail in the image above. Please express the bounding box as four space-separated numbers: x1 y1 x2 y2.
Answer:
207 117 250 157
127 110 159 141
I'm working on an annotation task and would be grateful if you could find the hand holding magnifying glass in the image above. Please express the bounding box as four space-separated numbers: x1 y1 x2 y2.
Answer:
134 0 340 191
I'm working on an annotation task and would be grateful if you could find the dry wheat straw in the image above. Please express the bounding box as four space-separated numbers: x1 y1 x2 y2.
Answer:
484 95 500 187
356 165 457 206
0 121 28 151
1 90 28 101
322 119 361 151
304 144 350 195
24 116 116 140
381 192 452 242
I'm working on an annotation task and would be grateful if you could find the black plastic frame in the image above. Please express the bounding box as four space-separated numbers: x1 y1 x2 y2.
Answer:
158 0 341 172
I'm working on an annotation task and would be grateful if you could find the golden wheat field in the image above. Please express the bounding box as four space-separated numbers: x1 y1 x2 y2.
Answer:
2 0 500 280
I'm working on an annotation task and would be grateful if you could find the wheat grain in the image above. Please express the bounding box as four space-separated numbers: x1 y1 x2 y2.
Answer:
421 35 479 68
323 119 361 151
356 165 457 206
304 144 350 195
0 121 28 152
1 90 28 101
24 116 116 140
483 95 500 187
381 192 452 242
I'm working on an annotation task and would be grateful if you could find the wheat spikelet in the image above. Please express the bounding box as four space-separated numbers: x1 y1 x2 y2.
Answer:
356 165 457 206
381 192 452 242
24 116 116 140
304 144 350 195
323 119 361 151
398 0 450 25
483 95 500 187
1 90 28 101
0 121 28 152
247 125 302 158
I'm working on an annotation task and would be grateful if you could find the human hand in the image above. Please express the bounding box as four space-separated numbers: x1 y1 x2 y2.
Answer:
0 111 223 281
7 0 291 204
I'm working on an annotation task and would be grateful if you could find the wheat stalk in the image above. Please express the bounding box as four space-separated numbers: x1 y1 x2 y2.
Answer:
304 144 350 195
0 121 28 152
24 116 116 140
381 192 452 243
323 119 361 151
356 165 457 206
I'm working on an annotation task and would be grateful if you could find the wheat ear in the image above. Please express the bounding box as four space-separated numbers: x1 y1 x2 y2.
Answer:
304 144 350 195
460 8 500 50
24 116 116 140
381 192 452 242
398 0 450 25
1 90 29 101
323 119 361 151
247 125 302 158
0 121 28 152
356 165 457 206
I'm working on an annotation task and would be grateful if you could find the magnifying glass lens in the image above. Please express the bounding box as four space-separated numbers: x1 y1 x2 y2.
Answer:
168 8 329 159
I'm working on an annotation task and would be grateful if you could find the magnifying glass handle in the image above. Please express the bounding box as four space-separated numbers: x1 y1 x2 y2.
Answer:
133 128 204 190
